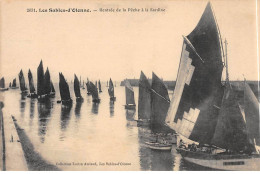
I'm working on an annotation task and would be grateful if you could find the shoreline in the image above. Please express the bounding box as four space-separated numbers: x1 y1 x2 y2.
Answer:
12 117 60 171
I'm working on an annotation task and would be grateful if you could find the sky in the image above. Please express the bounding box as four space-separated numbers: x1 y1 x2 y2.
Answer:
0 0 258 84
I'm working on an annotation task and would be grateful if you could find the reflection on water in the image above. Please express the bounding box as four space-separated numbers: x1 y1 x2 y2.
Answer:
91 103 99 115
1 85 195 171
109 101 114 116
38 101 52 143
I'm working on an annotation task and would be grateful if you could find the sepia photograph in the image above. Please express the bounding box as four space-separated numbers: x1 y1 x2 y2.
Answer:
0 0 259 171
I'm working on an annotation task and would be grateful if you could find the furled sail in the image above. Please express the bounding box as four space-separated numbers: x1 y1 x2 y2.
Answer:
244 82 260 146
74 74 82 98
37 60 45 96
98 80 102 92
18 70 27 92
0 78 5 88
138 71 152 120
125 80 135 105
59 73 71 101
108 78 114 98
211 84 252 152
89 81 99 100
150 72 171 133
12 78 17 87
44 68 51 95
28 69 36 94
165 2 224 144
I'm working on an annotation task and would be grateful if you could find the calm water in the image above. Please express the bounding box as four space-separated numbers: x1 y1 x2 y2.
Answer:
1 83 196 171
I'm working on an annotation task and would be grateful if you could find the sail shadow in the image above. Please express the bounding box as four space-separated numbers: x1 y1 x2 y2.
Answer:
91 102 99 115
109 101 114 117
60 104 72 132
37 101 52 143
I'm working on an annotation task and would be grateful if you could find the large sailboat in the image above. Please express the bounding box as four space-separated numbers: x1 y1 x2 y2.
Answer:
10 78 18 89
89 81 100 103
165 2 260 170
74 74 84 102
27 69 38 98
37 60 46 99
124 80 136 110
137 71 151 126
0 77 9 91
108 78 116 101
98 80 102 93
18 70 28 94
58 73 73 105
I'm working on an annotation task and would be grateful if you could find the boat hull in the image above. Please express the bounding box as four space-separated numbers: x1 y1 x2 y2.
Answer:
27 93 38 98
0 88 9 91
145 142 172 151
125 104 136 110
177 148 260 170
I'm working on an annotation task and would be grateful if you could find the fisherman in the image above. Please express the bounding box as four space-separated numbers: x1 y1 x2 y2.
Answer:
179 139 186 149
190 143 197 152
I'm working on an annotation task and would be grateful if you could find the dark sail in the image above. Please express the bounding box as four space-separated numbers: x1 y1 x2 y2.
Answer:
138 71 152 120
0 78 5 88
150 72 171 133
211 85 251 152
98 80 102 92
18 70 27 92
50 81 55 93
44 68 51 95
165 2 224 144
37 60 45 96
12 78 17 87
28 69 36 93
59 73 71 101
74 74 82 98
108 78 114 98
125 80 135 105
89 81 99 100
244 82 260 146
9 82 11 87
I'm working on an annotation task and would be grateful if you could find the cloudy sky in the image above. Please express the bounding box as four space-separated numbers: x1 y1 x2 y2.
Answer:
0 0 258 83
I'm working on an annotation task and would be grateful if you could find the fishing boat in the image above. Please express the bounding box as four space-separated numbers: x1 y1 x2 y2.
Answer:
18 70 28 94
137 71 151 126
124 80 136 109
108 78 116 101
86 78 91 95
0 77 9 91
98 80 102 92
74 74 84 102
44 67 52 97
37 60 46 99
27 69 38 98
10 78 19 89
88 81 100 103
144 141 172 151
58 72 73 105
165 2 260 170
50 81 55 97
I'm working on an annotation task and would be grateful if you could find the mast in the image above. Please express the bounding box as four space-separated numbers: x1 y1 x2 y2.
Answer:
224 39 230 84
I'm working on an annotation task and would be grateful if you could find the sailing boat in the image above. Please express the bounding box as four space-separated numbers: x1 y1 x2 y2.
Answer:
98 80 102 92
108 78 116 101
137 71 151 126
37 60 45 99
10 78 18 89
58 72 73 105
86 78 91 95
0 77 9 91
44 67 52 96
74 74 84 102
89 81 100 103
165 2 260 170
50 81 55 97
27 69 38 98
124 80 136 109
82 80 85 89
18 70 28 94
